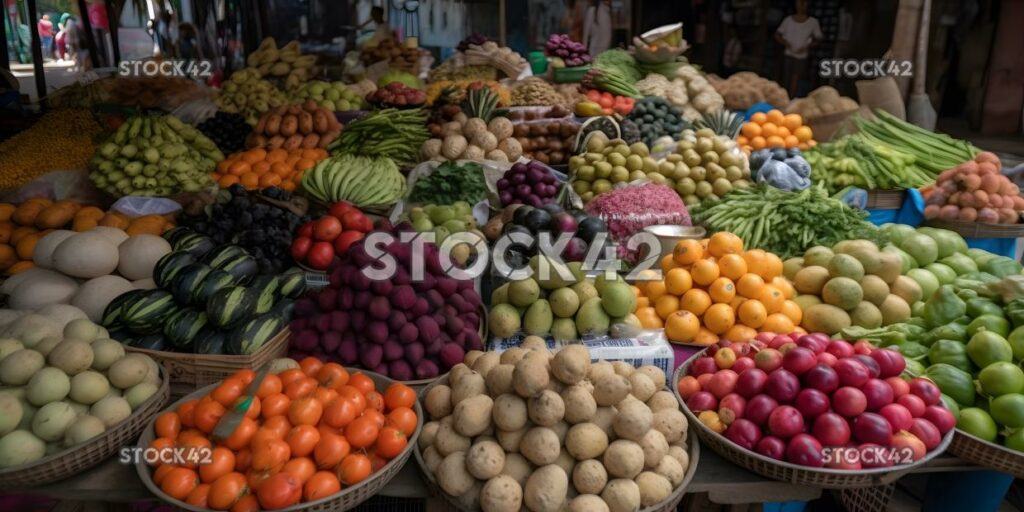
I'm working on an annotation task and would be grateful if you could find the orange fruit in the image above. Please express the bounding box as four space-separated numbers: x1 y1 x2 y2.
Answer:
708 232 743 258
673 239 703 265
227 161 249 176
266 148 289 163
243 148 267 164
760 122 778 138
634 270 661 295
738 300 768 328
717 254 748 280
741 122 762 138
259 173 282 187
759 285 785 313
763 313 795 334
661 254 679 273
750 136 767 150
780 300 803 324
646 280 668 301
795 126 813 142
743 250 770 279
636 297 650 309
664 310 700 343
766 109 785 125
771 276 795 299
736 273 766 299
737 135 749 146
729 296 746 312
694 328 719 346
708 277 736 304
763 253 784 280
703 303 736 335
240 173 259 189
630 285 642 298
792 326 808 335
271 162 292 178
766 136 785 148
655 295 681 320
784 135 800 148
636 307 664 329
783 113 803 131
776 126 791 139
218 175 240 188
723 324 758 343
690 260 720 287
665 268 693 296
252 161 271 175
680 289 712 316
751 112 767 124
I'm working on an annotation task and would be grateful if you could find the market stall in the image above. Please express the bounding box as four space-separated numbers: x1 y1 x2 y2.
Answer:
2 17 1024 512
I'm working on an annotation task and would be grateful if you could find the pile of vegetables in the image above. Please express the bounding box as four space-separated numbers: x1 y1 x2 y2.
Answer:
853 111 980 175
367 82 428 108
634 65 725 121
290 202 373 270
211 147 327 191
0 109 102 190
545 33 592 67
805 133 927 192
88 114 222 197
302 154 407 209
707 72 789 110
692 185 883 259
625 97 686 146
496 160 562 207
102 227 302 355
669 128 751 206
593 49 644 84
196 112 251 155
244 37 317 90
425 80 511 107
582 68 642 100
462 41 530 78
329 108 429 168
419 341 691 511
922 152 1024 224
511 116 579 166
290 80 368 112
363 40 425 73
788 86 859 119
246 101 343 150
409 161 489 206
177 185 309 274
576 90 636 117
510 78 570 107
287 223 483 380
421 91 522 164
140 364 418 509
0 311 162 468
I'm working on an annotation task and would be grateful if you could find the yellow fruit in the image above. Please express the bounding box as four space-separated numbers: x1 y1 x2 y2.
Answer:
724 324 758 343
655 295 681 320
736 273 766 299
709 277 736 304
636 307 664 329
691 260 720 287
665 310 700 343
763 313 795 334
738 300 768 328
718 254 748 280
681 289 712 316
646 280 668 301
794 125 813 142
673 239 704 266
703 303 736 335
665 268 693 296
708 232 744 258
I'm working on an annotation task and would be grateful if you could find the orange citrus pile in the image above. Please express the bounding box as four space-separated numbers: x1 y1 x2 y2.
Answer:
633 232 803 345
212 148 328 192
736 109 815 153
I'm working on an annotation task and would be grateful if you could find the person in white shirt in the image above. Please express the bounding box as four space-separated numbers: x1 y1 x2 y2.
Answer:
775 0 823 97
583 0 612 56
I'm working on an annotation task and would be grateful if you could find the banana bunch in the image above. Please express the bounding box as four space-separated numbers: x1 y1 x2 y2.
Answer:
245 38 317 90
301 154 407 209
216 68 288 125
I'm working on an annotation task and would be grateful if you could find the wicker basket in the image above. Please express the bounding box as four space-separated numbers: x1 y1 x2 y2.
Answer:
672 352 954 489
922 219 1024 239
125 328 289 399
413 374 700 511
865 190 906 210
0 367 170 488
948 429 1024 478
838 484 896 512
136 368 423 512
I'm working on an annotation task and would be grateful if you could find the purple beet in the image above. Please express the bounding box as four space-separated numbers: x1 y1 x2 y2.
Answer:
497 178 511 190
330 311 349 332
338 336 358 364
321 331 342 353
367 321 388 344
389 360 413 381
399 323 419 344
435 277 458 296
313 314 332 334
383 339 404 361
337 289 354 309
563 238 588 262
371 279 393 297
416 359 440 379
388 311 408 331
368 296 391 320
426 289 445 309
351 311 367 331
360 344 383 369
294 297 318 317
390 285 416 310
292 329 319 351
440 343 465 368
404 343 424 366
417 316 441 343
412 298 429 316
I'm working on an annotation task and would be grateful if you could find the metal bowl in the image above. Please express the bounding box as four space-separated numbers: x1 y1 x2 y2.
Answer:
641 225 706 261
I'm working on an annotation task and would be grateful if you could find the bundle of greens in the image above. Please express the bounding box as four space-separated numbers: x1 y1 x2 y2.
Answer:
328 108 429 168
691 185 884 259
409 161 488 205
805 134 933 191
593 49 642 83
853 110 980 175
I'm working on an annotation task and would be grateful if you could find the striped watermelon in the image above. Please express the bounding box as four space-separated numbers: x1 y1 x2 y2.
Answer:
226 312 283 355
164 308 209 348
278 270 307 299
194 327 228 354
122 290 178 334
193 269 236 306
173 233 215 259
153 251 197 289
102 289 149 328
248 275 280 315
170 263 212 306
202 245 249 268
206 286 253 328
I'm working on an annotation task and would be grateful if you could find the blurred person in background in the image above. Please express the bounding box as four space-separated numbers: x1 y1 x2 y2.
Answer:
178 23 200 60
582 0 611 55
38 15 54 60
775 0 822 97
87 1 110 66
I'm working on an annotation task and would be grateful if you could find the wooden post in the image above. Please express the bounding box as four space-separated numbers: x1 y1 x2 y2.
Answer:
498 0 506 47
76 0 100 68
106 0 120 65
26 0 47 107
0 3 10 71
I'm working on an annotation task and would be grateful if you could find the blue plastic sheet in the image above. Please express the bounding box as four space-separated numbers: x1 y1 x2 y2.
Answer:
741 102 776 121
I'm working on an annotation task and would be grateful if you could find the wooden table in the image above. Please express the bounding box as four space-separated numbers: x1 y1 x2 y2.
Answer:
13 449 987 507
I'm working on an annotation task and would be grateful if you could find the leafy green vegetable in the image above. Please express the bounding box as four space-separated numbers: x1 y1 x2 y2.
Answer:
593 49 642 83
409 161 488 206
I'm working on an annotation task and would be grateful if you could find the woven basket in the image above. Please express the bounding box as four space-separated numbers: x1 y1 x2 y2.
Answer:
672 352 954 489
136 367 423 512
948 429 1024 478
413 374 700 511
922 219 1024 239
838 484 896 512
865 190 906 210
803 108 859 143
0 367 170 488
126 328 289 399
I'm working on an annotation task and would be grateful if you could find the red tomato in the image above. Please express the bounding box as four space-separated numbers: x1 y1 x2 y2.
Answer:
256 472 302 510
341 211 369 232
313 216 343 242
333 231 364 255
328 202 355 219
290 237 312 261
306 242 335 270
297 222 314 238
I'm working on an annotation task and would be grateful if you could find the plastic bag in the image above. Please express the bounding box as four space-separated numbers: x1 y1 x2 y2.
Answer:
110 196 183 218
487 330 675 376
584 182 691 264
0 170 106 205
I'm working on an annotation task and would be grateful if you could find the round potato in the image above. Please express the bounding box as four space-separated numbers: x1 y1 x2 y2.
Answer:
551 345 590 385
565 423 608 460
572 458 608 495
655 454 685 486
464 350 485 367
453 394 494 437
569 494 610 512
562 383 597 424
513 357 549 398
592 373 631 407
601 478 641 512
471 351 501 378
480 474 523 512
636 365 666 390
419 421 440 449
448 363 473 387
613 398 652 442
627 372 656 402
554 448 576 479
592 406 617 437
520 336 548 351
635 471 673 507
423 445 443 473
500 452 533 487
425 384 453 419
452 372 486 406
436 451 475 497
499 347 527 365
611 361 634 377
493 393 528 431
668 445 690 473
652 409 687 443
524 464 568 512
486 364 515 395
467 440 505 480
434 421 471 456
646 391 679 413
587 361 615 381
520 426 560 466
639 429 669 469
528 390 564 427
602 440 645 479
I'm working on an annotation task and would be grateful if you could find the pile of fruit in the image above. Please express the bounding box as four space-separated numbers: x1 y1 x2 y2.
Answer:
575 90 636 117
625 97 686 146
141 364 418 509
89 115 222 197
509 117 579 166
247 101 342 151
402 202 480 250
288 224 483 380
212 147 327 191
425 80 511 107
70 208 176 236
737 110 815 152
244 37 318 90
0 109 102 190
462 41 529 78
669 128 752 206
632 65 726 121
196 112 252 155
496 161 562 208
510 78 571 108
420 341 691 511
290 80 368 112
679 334 955 468
0 311 163 468
483 204 610 266
634 232 797 345
102 228 302 355
290 202 374 271
544 33 592 67
569 135 661 202
301 154 407 209
922 152 1024 224
216 69 289 125
177 185 309 274
489 257 637 341
362 39 424 72
366 82 427 108
421 92 522 164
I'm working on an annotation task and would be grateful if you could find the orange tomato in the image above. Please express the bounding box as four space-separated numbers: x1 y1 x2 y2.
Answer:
278 369 306 388
362 409 386 430
149 437 175 461
285 377 317 400
155 412 181 439
281 456 317 484
383 383 415 411
256 472 303 510
153 463 178 486
304 471 341 501
322 398 360 429
233 395 261 420
200 447 237 483
256 374 283 399
208 471 248 510
261 393 291 419
288 397 324 426
365 391 385 412
193 400 227 433
348 373 376 395
316 363 349 390
337 386 367 413
386 407 417 434
161 467 200 500
231 494 259 512
185 483 211 508
235 448 252 473
212 378 246 407
224 416 258 451
178 435 212 470
252 439 291 472
286 424 321 457
314 432 350 469
263 414 292 439
299 357 324 377
313 387 338 406
345 416 380 449
234 369 256 385
337 454 372 486
178 399 199 428
375 426 407 459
